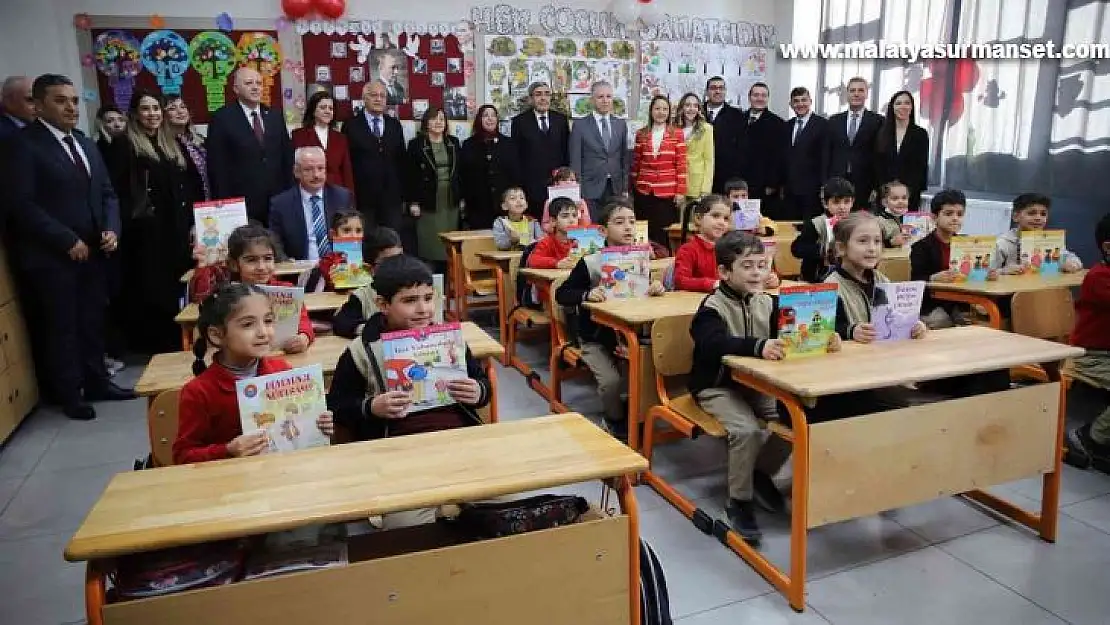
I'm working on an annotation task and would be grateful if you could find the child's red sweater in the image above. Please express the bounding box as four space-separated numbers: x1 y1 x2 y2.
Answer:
673 235 718 292
189 265 315 342
528 234 574 269
1071 262 1110 350
173 357 291 464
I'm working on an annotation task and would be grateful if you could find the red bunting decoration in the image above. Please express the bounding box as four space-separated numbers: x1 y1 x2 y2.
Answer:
281 0 312 19
315 0 346 19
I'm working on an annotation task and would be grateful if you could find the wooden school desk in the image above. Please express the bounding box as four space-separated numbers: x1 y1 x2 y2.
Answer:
477 249 524 365
439 229 495 320
180 260 317 284
66 413 648 625
928 271 1087 329
175 291 349 350
650 326 1080 612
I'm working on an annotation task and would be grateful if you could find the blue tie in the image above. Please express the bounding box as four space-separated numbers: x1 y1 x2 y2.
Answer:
310 195 330 257
371 116 381 138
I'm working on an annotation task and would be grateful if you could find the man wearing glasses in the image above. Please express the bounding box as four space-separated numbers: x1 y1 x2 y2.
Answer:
0 76 36 139
703 76 743 193
511 81 570 219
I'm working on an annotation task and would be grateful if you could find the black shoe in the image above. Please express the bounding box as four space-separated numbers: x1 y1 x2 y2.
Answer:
63 402 97 421
1071 424 1110 474
752 471 786 514
726 499 762 544
85 382 137 402
1065 425 1093 469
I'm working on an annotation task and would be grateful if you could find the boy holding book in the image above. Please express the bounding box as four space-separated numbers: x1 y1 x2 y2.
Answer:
528 197 581 269
555 202 666 442
331 227 405 338
725 178 775 236
791 177 854 282
993 193 1082 274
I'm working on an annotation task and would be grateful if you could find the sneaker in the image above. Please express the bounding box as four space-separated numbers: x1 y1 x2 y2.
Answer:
752 471 786 514
726 499 762 544
1065 426 1093 469
1072 424 1110 474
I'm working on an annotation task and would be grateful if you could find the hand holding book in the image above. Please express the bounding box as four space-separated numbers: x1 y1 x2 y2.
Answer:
371 390 414 419
446 378 482 405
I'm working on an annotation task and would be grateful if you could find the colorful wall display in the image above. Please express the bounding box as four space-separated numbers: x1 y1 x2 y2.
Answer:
639 41 768 121
93 30 141 111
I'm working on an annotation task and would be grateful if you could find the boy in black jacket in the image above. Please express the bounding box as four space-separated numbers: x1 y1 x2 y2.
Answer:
791 177 855 282
555 202 665 442
331 227 405 338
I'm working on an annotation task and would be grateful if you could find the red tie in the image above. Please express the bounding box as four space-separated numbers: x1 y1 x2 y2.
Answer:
251 111 264 144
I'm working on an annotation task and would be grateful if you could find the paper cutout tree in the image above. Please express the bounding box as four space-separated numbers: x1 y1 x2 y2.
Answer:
237 32 282 107
94 30 141 111
189 31 239 112
140 30 190 96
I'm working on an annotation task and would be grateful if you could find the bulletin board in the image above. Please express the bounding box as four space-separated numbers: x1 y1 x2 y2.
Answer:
639 41 768 124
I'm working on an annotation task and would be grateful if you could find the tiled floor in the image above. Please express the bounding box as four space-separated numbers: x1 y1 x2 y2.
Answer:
2 332 1110 625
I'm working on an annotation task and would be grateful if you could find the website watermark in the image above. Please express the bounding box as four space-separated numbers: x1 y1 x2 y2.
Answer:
780 40 1110 63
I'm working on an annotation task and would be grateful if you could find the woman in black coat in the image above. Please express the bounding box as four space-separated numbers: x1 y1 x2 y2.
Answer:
874 90 929 210
458 104 520 230
405 105 461 268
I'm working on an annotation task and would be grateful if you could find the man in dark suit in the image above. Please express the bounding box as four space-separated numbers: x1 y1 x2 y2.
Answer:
703 76 744 193
5 74 134 421
0 76 35 140
269 146 353 261
827 77 883 209
344 81 407 233
781 87 830 220
737 81 785 206
511 81 570 220
206 67 294 224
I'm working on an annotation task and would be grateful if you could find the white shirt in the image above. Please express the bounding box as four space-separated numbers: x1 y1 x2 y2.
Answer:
534 109 551 130
314 125 329 150
40 119 89 172
706 104 724 121
592 111 613 144
650 125 666 155
748 110 762 123
846 108 864 135
791 113 812 144
240 102 263 132
363 111 384 135
299 186 325 261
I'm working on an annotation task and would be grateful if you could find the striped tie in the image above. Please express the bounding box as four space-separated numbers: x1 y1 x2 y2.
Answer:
311 195 330 257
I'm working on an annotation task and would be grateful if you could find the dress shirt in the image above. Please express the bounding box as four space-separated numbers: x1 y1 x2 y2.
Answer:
239 102 263 132
41 119 89 172
299 186 324 261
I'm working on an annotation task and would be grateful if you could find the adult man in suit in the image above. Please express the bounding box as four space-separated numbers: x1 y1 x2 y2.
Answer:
827 77 883 209
344 81 407 233
206 67 294 224
703 76 744 193
5 74 134 421
269 146 352 261
569 81 628 220
374 51 406 105
737 82 785 205
781 87 830 220
511 81 570 219
0 76 35 139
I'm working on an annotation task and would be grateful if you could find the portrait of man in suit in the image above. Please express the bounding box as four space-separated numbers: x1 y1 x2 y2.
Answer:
569 81 628 220
269 146 352 262
371 50 408 105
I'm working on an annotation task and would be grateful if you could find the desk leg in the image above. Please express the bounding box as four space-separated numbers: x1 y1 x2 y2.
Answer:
180 323 195 351
614 475 642 625
85 562 106 625
446 244 461 321
485 357 499 424
931 291 1003 328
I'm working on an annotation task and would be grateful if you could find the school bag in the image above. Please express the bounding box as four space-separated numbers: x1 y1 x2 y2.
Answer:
511 241 543 312
640 538 673 625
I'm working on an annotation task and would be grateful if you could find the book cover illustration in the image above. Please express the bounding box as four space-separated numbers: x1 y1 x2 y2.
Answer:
634 220 649 246
547 184 582 205
900 212 934 246
256 285 305 347
1020 229 1066 276
330 237 372 289
381 322 468 414
733 199 762 231
777 284 839 359
949 235 996 281
236 364 330 454
193 198 248 265
598 245 651 299
871 281 925 342
568 227 605 259
508 218 535 245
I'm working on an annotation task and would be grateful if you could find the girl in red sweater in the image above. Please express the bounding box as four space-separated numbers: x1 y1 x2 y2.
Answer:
189 224 315 354
173 283 334 465
673 195 780 292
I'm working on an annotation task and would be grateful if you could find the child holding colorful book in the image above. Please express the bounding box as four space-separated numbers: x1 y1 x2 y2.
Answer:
540 167 591 234
724 179 775 237
305 211 365 292
791 177 855 282
673 195 780 292
332 227 405 338
528 197 582 269
492 186 544 250
873 180 910 247
993 193 1082 274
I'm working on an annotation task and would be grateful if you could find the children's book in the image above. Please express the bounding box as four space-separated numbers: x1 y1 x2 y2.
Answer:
547 184 582 205
508 218 535 245
330 237 371 289
568 227 605 259
634 220 650 246
732 199 762 231
236 364 330 454
381 322 468 414
777 284 839 359
433 273 445 323
949 235 996 282
256 285 306 347
598 245 651 299
1020 229 1066 276
871 281 925 342
900 212 934 246
193 198 248 265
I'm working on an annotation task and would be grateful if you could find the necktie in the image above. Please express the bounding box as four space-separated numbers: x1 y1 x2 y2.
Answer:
708 108 717 123
792 118 804 146
601 116 611 149
748 113 757 126
848 112 859 144
63 135 89 179
540 114 548 133
310 195 330 257
372 116 381 138
251 111 264 144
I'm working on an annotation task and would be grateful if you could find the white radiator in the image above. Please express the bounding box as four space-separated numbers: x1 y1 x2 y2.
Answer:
920 194 1012 237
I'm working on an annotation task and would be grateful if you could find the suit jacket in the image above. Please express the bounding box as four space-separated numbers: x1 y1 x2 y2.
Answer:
683 123 714 198
630 126 687 198
5 120 121 269
827 109 883 204
268 184 353 261
875 124 929 210
569 114 628 199
737 108 785 195
405 134 461 214
459 134 521 230
783 114 830 197
705 103 744 191
510 109 570 206
291 126 356 194
206 103 294 223
0 113 24 141
343 111 406 220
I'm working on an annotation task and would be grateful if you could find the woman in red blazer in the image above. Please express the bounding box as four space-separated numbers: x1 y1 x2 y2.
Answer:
291 91 356 194
631 95 687 247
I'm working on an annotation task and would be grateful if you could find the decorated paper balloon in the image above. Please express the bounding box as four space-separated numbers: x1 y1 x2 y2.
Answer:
149 14 166 29
315 0 346 19
216 12 234 32
140 30 190 96
275 16 290 31
94 30 141 111
281 0 312 19
237 32 282 106
73 13 92 30
189 31 239 112
80 53 95 68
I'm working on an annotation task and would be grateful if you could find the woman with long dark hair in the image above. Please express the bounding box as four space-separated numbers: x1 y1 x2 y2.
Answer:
405 105 461 268
631 94 687 246
164 96 211 203
459 104 520 230
292 90 355 193
874 90 929 210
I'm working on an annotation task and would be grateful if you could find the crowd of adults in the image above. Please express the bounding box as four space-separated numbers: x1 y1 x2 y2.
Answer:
0 68 928 421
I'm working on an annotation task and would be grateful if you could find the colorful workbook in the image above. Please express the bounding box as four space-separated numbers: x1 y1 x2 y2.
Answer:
732 199 763 231
568 227 605 259
193 198 248 266
508 218 536 245
256 285 305 347
330 237 372 289
900 212 934 246
777 283 839 359
381 322 468 414
949 235 996 281
598 245 651 299
547 184 582 205
236 364 330 454
634 220 650 246
871 281 926 342
1020 229 1066 276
